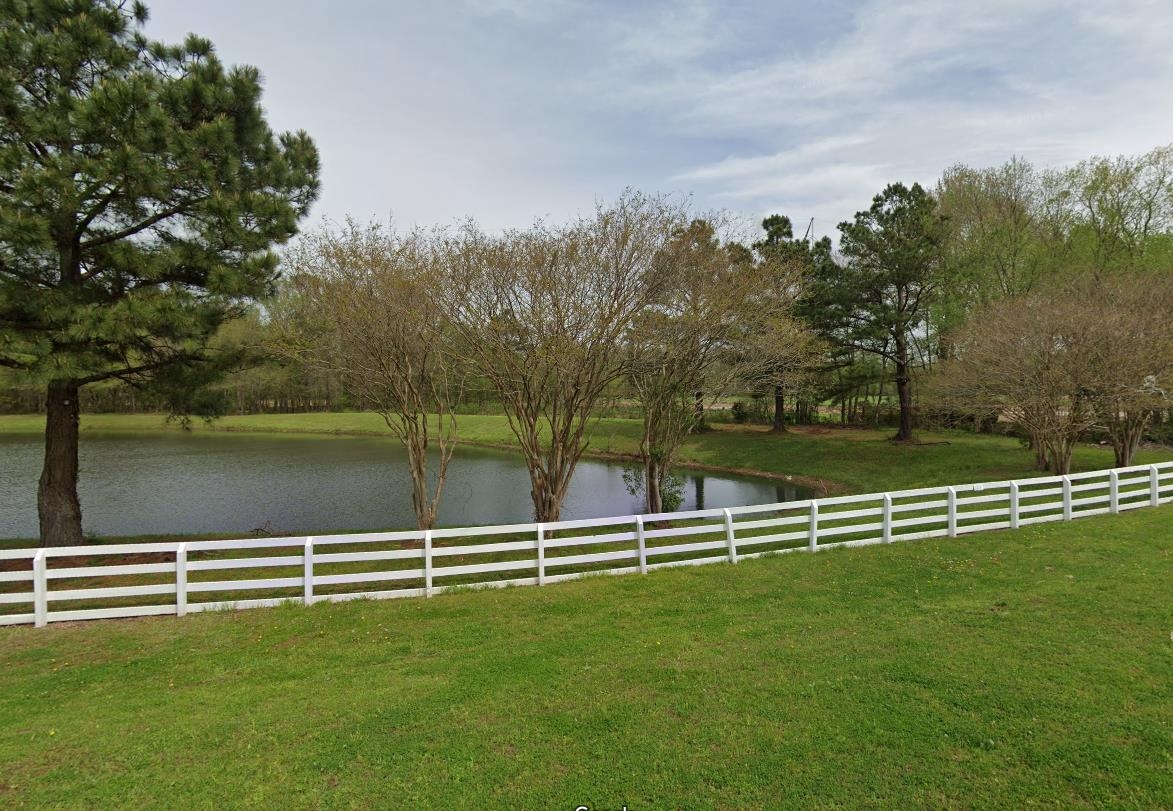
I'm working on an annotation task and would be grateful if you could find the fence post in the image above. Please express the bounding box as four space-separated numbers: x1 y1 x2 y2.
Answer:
723 508 738 564
1010 481 1020 530
882 494 892 543
176 543 187 618
1151 465 1161 507
303 536 314 606
33 550 47 629
635 516 648 575
1062 476 1072 521
947 487 958 537
808 501 819 552
424 530 434 597
536 523 546 586
1109 469 1120 514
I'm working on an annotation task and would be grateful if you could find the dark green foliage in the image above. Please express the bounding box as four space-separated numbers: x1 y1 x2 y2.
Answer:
801 183 948 439
730 399 750 423
744 214 830 430
0 0 319 390
810 183 946 357
0 0 319 544
754 215 833 276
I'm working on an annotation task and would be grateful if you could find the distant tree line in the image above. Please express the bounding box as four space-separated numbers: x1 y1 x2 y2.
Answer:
15 143 1168 459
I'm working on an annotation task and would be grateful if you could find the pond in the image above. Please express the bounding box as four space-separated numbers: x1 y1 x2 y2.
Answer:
0 432 812 540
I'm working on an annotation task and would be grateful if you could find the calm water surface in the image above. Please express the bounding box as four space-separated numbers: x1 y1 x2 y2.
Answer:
0 432 810 539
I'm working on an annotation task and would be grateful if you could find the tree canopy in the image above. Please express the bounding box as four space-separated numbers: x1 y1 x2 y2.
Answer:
801 182 947 440
0 0 320 545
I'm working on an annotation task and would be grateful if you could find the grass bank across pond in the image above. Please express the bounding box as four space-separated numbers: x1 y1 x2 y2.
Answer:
1 412 1170 495
0 507 1169 808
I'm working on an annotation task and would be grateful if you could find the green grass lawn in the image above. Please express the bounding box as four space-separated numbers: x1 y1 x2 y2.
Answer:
0 507 1170 808
2 411 1169 496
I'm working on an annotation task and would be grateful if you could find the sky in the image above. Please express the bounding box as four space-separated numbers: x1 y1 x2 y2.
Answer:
143 0 1173 241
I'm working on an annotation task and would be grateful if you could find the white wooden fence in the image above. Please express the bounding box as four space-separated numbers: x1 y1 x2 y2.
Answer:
1 462 1170 628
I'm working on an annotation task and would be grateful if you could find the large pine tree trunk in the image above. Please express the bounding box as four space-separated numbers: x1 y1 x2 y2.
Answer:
772 385 786 433
893 333 914 442
38 380 85 547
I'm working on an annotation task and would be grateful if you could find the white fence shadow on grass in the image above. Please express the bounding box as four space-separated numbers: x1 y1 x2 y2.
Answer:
2 462 1170 628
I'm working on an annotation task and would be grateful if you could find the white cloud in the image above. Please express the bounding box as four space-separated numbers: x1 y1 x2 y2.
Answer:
140 0 1173 238
642 0 1173 233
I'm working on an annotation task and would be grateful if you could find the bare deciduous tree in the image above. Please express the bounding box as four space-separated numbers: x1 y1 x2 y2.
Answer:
627 219 816 513
937 273 1173 474
1082 275 1173 466
439 191 684 522
271 221 461 530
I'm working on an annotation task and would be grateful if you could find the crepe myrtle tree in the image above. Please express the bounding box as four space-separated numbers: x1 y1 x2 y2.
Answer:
0 0 320 546
439 192 686 523
1078 274 1173 467
935 290 1098 475
270 222 464 531
628 218 815 513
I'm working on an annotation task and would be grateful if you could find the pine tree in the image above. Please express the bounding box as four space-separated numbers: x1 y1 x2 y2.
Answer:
752 214 831 431
0 0 320 546
804 184 946 442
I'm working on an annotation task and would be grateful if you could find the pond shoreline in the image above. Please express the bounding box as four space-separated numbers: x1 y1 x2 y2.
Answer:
0 426 816 544
6 411 1165 508
0 414 847 495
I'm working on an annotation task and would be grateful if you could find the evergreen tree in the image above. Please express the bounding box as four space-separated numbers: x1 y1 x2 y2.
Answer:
753 214 833 430
0 0 320 545
804 183 946 441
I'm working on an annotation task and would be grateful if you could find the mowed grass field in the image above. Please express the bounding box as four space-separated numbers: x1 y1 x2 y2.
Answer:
1 508 1170 809
2 411 1170 496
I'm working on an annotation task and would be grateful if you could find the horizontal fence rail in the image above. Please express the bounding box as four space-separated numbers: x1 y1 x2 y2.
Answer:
2 462 1170 628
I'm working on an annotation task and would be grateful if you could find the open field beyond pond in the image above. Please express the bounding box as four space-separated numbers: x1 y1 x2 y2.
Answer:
0 507 1170 808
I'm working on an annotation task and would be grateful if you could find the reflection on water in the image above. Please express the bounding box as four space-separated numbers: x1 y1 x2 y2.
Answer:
0 432 812 539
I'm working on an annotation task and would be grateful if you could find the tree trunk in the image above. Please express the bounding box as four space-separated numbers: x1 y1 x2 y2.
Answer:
772 385 786 433
893 333 914 441
38 380 85 547
797 399 811 424
644 459 663 514
1049 440 1073 476
406 439 436 531
529 469 564 523
1029 429 1049 471
1113 444 1128 468
1110 409 1150 468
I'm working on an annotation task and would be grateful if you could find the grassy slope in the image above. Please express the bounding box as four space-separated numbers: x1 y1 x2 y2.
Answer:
0 508 1170 809
1 412 1169 496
